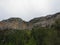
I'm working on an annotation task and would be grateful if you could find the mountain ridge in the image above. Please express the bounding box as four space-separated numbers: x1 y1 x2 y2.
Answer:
0 12 60 30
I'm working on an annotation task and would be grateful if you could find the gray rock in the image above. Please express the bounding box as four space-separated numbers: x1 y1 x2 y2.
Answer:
0 12 60 30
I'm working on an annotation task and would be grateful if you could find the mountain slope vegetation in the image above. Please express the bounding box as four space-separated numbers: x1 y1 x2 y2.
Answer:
0 18 60 45
0 12 60 45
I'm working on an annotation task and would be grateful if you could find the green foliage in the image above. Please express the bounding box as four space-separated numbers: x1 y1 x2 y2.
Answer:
0 19 60 45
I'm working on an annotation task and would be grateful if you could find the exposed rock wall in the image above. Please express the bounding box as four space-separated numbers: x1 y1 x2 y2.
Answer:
0 12 60 30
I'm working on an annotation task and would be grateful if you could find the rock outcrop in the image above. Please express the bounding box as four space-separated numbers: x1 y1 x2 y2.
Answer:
0 12 60 30
29 12 60 28
0 18 28 30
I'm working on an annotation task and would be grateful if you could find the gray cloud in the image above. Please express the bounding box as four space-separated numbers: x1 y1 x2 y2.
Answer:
0 0 60 21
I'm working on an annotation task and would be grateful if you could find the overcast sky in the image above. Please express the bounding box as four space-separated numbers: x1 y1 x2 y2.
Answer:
0 0 60 21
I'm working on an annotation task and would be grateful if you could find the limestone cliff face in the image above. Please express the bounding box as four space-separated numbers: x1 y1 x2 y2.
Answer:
29 12 60 28
0 18 28 30
0 12 60 30
0 22 7 30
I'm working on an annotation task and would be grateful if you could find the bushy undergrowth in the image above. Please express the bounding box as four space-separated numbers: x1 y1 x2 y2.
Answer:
0 20 60 45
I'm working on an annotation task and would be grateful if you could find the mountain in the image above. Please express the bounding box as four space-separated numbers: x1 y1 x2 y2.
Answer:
29 12 60 28
0 18 28 30
0 12 60 30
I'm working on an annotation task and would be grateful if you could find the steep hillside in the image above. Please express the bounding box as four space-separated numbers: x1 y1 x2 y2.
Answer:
29 12 60 28
0 18 28 30
0 12 60 30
